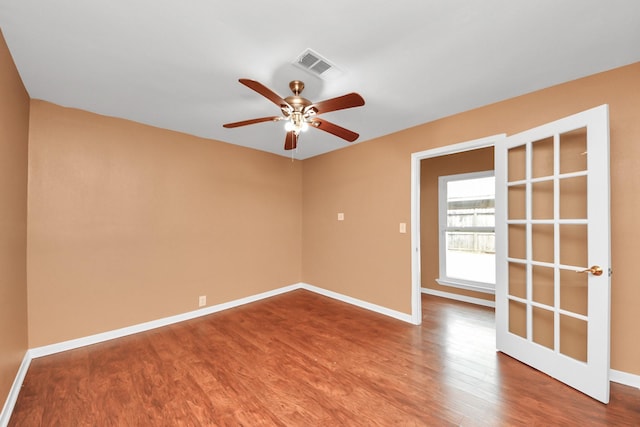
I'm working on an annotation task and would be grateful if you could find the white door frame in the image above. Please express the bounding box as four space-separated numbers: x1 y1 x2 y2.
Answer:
410 134 507 324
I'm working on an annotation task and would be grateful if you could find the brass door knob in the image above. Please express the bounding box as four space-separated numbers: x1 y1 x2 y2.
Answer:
577 265 603 276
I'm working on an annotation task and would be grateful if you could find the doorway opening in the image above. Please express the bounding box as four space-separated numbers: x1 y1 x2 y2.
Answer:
410 134 505 324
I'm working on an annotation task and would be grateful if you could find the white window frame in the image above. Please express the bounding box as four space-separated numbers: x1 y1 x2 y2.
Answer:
437 170 496 294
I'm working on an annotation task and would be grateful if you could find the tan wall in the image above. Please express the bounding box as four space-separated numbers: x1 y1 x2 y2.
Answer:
27 101 303 347
302 62 640 376
420 147 495 302
0 29 30 408
302 141 412 312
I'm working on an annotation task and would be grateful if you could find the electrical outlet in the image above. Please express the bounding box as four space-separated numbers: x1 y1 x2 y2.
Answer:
198 295 206 307
399 222 407 233
337 212 344 221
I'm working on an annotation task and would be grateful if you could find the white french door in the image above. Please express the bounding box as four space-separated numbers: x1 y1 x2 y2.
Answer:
494 105 611 403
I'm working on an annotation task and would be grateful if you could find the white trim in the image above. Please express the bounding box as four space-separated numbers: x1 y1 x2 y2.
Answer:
410 150 423 325
435 278 495 295
422 287 496 308
29 284 301 358
300 283 413 323
29 282 415 359
610 369 640 390
411 134 506 326
2 283 414 423
2 282 638 425
0 352 32 427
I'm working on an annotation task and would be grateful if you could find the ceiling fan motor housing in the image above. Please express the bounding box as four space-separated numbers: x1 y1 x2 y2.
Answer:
289 80 304 95
285 81 312 115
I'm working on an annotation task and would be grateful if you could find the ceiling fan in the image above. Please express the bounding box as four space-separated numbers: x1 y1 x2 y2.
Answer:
223 79 365 150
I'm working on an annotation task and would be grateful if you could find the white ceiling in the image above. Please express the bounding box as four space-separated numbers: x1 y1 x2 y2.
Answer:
1 1 639 159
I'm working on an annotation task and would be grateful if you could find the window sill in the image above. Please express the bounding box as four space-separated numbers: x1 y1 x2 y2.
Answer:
435 278 495 295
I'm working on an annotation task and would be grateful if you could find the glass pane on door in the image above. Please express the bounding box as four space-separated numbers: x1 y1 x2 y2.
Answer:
505 128 590 356
560 315 588 362
559 128 587 174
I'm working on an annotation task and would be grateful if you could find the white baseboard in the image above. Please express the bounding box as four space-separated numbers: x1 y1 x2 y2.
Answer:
30 283 412 359
29 283 301 359
422 287 496 308
300 283 413 323
3 285 302 424
610 368 640 389
0 351 32 427
3 283 638 425
0 284 415 426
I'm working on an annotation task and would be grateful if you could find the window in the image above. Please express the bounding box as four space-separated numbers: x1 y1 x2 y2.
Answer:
437 171 495 293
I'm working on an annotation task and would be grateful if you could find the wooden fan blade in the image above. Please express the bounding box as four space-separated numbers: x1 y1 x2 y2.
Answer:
223 116 281 128
239 79 290 109
309 93 365 115
311 118 359 142
284 131 298 150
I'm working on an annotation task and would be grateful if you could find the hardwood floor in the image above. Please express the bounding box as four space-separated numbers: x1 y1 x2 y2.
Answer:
9 290 640 426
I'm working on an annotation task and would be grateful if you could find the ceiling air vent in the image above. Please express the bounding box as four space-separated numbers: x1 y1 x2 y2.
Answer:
294 49 341 79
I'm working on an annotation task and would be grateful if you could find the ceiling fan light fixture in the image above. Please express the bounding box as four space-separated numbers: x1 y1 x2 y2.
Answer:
284 112 310 135
284 121 295 132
